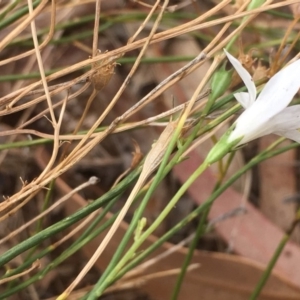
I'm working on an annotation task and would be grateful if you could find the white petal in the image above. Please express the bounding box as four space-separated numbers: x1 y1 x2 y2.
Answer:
270 105 300 143
228 103 271 145
224 49 256 104
228 60 300 145
243 105 300 139
255 59 300 119
275 129 300 143
231 105 300 145
268 105 300 131
234 92 253 109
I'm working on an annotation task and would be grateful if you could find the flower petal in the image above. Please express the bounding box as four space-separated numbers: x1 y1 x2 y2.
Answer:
231 105 300 145
224 49 256 104
228 59 300 145
268 105 300 131
234 92 253 109
246 105 300 138
255 59 300 119
275 130 300 143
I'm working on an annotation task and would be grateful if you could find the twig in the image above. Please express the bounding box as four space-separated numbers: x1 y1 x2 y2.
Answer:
0 0 56 67
0 0 48 52
92 0 101 57
207 206 247 229
63 0 165 165
0 260 40 284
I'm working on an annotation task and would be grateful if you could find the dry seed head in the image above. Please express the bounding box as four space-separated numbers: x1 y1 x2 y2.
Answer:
90 50 118 91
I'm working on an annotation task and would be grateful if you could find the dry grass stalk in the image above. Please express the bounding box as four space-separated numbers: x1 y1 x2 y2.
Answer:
0 177 98 245
0 0 295 232
0 260 40 285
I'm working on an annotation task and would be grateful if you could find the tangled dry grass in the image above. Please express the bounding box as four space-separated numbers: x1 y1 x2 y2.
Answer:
1 0 300 299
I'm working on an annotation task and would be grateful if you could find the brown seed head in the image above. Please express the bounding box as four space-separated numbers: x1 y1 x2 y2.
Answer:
90 51 118 91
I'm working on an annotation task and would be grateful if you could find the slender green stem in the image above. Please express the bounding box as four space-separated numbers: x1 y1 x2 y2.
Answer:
23 180 56 262
171 151 235 299
0 138 52 150
0 56 194 82
87 111 208 298
88 87 212 298
0 0 20 22
0 168 140 268
171 206 210 300
95 161 209 297
249 208 300 299
0 209 118 299
266 9 293 19
0 0 40 30
0 85 242 153
249 234 289 300
2 193 121 281
100 141 300 291
87 126 185 298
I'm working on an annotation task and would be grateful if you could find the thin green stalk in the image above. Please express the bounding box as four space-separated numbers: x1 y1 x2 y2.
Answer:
251 36 298 50
88 86 212 296
0 56 194 82
2 177 151 299
249 208 300 299
1 190 136 298
171 206 210 300
171 151 235 299
9 12 197 46
0 209 118 299
0 68 59 81
249 235 289 300
11 11 199 48
0 85 242 153
169 56 234 298
10 12 198 47
266 9 293 19
23 180 56 262
86 61 234 296
107 141 300 289
88 113 207 297
0 0 20 22
0 138 52 150
0 168 140 268
94 161 209 297
87 128 185 298
5 180 56 299
35 180 55 232
2 192 121 283
0 0 40 30
226 0 266 50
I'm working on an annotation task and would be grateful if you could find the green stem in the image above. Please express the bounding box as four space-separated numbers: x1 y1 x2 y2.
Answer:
0 0 20 22
249 235 289 300
0 0 40 30
24 180 56 262
249 208 300 299
100 141 300 293
0 210 117 299
94 161 209 297
171 150 235 299
0 56 194 82
171 206 210 300
87 111 207 298
0 168 140 268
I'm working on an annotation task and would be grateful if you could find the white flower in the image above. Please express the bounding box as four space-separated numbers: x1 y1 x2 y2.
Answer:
225 49 300 145
206 50 300 164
